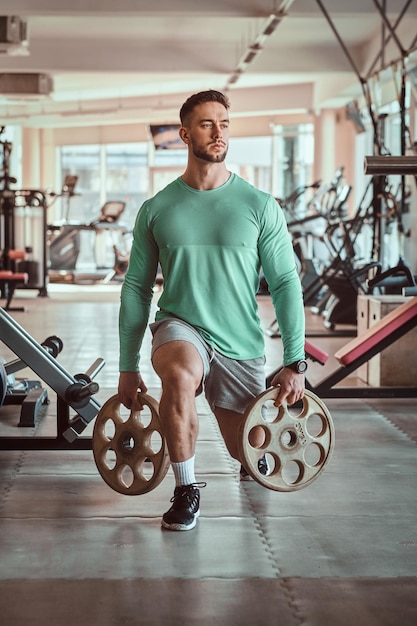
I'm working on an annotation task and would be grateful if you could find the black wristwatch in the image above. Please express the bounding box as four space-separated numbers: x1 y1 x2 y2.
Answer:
285 359 308 374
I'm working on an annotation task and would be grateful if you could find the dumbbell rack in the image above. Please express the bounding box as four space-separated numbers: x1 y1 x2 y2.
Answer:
0 307 103 450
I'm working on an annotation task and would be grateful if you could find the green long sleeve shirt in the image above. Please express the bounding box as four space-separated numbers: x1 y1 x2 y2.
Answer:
119 173 305 371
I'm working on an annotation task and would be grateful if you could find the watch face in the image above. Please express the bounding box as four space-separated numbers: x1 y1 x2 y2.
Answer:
297 360 308 373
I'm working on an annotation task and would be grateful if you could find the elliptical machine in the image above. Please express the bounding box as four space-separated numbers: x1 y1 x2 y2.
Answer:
47 175 82 271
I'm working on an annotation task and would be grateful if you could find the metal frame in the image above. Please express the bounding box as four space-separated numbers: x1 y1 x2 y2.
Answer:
0 307 103 450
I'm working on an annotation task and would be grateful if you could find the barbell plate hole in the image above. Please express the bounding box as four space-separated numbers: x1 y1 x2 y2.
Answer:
263 452 276 477
304 442 326 467
104 449 117 470
260 400 279 424
287 399 304 419
306 412 327 438
281 460 305 485
141 463 155 482
248 425 267 448
119 465 135 488
133 405 152 428
280 428 298 449
122 436 135 452
149 430 163 454
118 405 131 422
103 419 116 440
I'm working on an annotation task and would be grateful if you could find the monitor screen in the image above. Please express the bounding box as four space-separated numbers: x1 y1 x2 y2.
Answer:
149 124 185 150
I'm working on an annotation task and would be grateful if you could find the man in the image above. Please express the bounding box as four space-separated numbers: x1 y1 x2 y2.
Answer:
118 90 306 531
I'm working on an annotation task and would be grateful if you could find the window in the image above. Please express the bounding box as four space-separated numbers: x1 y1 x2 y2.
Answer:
105 143 148 230
272 123 315 213
60 145 101 223
228 136 272 192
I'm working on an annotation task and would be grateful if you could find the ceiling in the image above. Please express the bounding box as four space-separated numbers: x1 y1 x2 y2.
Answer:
0 0 416 129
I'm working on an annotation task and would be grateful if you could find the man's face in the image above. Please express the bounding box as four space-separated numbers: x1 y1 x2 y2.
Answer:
182 101 229 163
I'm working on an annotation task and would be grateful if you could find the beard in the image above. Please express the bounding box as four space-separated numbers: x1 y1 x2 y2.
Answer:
191 140 228 163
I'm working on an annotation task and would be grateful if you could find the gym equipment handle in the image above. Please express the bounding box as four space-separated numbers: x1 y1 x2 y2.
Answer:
64 358 105 406
62 358 105 441
364 156 417 176
84 357 105 380
64 380 99 405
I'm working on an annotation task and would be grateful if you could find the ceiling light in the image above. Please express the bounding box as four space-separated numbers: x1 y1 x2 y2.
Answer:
225 0 295 89
262 14 284 36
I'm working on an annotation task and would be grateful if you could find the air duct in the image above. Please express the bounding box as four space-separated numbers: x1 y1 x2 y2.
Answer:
0 16 28 55
0 73 53 99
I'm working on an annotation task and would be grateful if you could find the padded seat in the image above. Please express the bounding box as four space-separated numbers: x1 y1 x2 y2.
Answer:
305 339 329 365
0 270 28 283
335 297 417 366
0 271 29 310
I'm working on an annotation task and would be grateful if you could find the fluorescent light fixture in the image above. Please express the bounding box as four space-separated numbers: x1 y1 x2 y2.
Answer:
263 13 285 36
225 1 294 89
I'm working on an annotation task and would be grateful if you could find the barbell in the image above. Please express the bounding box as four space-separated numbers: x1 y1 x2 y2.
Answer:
364 155 417 176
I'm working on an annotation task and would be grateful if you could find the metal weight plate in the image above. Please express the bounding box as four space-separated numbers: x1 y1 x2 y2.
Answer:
238 387 335 492
92 392 170 495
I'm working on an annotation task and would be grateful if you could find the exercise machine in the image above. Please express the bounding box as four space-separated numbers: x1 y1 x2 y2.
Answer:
0 262 28 311
1 128 49 300
48 190 129 280
0 335 62 426
47 175 81 271
266 296 417 398
364 155 417 294
0 307 104 449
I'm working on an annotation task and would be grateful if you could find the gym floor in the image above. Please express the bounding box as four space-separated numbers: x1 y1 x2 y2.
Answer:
1 284 416 626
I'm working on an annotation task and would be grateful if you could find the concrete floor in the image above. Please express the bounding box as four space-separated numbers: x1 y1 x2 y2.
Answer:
1 284 416 626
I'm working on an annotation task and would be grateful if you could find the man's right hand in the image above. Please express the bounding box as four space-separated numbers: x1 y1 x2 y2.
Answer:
118 371 148 411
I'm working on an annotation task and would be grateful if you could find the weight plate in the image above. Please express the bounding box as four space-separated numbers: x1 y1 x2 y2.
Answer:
92 392 170 495
238 387 335 492
42 335 64 358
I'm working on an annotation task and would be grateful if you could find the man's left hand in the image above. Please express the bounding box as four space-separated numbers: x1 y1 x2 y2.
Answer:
269 367 305 407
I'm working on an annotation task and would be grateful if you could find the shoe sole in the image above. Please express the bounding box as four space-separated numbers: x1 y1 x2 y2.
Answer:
161 509 200 531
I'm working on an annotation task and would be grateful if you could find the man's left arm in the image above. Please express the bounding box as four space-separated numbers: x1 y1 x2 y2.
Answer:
258 196 306 405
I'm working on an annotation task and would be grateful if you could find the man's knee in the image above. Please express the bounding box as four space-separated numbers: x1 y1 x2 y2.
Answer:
161 366 201 394
152 341 204 392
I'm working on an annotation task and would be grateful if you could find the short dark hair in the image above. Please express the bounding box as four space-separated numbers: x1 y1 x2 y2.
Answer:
179 90 230 126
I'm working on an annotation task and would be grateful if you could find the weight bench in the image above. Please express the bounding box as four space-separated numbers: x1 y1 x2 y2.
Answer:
0 270 28 311
0 307 104 449
266 296 417 398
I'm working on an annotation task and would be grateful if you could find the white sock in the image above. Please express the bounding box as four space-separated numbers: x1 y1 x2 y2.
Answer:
171 456 196 487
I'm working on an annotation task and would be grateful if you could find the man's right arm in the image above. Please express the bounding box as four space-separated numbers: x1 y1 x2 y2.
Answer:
118 203 159 407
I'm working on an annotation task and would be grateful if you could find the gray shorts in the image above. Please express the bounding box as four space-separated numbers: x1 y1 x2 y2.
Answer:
149 318 265 414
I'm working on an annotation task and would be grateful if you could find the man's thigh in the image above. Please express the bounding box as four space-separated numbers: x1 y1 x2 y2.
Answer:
150 319 211 392
152 339 204 390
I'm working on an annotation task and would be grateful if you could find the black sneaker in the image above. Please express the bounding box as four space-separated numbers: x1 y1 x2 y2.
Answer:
161 482 206 531
240 455 269 482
